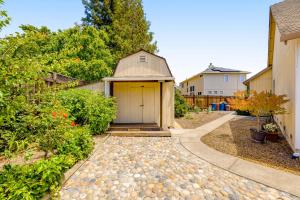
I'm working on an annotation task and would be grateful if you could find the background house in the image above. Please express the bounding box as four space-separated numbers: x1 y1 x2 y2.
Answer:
103 50 175 133
180 63 249 96
245 0 300 153
243 67 273 93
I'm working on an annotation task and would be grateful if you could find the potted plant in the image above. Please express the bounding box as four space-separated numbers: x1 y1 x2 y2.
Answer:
229 91 288 143
263 123 279 142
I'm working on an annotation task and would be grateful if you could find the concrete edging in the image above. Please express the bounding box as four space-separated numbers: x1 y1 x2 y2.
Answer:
173 112 300 198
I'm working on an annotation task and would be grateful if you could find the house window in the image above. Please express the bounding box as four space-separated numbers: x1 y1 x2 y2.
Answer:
219 91 224 95
198 92 202 95
240 75 245 82
190 86 195 92
208 91 212 95
224 74 229 82
139 55 147 62
273 79 275 92
214 91 218 95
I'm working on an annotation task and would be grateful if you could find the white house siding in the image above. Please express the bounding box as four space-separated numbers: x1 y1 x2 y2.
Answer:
272 25 299 152
203 74 246 96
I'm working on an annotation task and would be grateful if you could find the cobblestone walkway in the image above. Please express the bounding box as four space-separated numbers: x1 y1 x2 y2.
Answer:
60 137 298 200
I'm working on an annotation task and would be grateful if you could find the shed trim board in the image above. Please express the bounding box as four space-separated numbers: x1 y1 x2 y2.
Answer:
295 40 300 151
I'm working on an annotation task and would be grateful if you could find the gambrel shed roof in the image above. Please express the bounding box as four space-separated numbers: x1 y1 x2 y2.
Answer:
103 50 174 81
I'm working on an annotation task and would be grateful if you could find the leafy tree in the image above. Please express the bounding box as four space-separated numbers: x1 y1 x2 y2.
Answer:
0 25 114 82
82 0 157 59
0 0 10 31
229 91 289 131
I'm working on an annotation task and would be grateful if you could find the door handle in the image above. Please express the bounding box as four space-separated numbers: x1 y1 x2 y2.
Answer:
140 105 144 107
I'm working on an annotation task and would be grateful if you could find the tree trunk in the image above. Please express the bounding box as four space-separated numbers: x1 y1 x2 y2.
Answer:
257 116 261 131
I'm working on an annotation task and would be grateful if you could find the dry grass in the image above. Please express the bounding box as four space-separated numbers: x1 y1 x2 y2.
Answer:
202 116 300 176
175 111 229 129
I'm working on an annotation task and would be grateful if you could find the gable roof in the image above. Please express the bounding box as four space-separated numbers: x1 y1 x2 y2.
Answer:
271 0 300 41
243 67 272 85
180 64 249 84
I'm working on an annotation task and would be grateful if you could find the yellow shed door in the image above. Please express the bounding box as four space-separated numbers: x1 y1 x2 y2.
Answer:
114 83 158 124
142 86 155 123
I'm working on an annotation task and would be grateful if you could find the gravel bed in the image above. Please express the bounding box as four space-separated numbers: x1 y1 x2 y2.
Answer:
175 111 229 129
201 116 300 176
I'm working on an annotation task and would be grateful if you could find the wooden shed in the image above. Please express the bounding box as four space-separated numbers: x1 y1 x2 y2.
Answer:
103 50 175 136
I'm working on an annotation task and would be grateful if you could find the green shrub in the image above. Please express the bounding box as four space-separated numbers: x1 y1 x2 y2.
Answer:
0 154 76 199
0 126 93 199
58 127 93 160
85 93 116 133
175 89 189 118
58 89 117 134
57 89 91 125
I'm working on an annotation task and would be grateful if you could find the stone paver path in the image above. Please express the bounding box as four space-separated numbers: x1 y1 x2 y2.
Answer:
60 137 298 200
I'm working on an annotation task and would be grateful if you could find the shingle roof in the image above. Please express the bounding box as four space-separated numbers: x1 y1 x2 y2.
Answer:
202 66 242 73
271 0 300 41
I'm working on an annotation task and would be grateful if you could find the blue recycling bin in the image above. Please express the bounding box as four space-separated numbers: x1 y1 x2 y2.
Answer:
220 103 225 111
211 103 217 111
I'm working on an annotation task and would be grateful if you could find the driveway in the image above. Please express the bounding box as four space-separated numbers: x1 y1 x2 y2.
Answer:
60 136 297 200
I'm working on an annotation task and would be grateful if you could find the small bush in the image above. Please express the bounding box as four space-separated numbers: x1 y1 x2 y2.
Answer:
57 89 91 125
58 127 93 160
175 89 189 118
0 126 93 199
58 89 117 134
0 154 76 199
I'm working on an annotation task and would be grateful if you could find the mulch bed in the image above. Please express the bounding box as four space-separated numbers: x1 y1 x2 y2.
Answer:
175 111 229 129
201 116 300 176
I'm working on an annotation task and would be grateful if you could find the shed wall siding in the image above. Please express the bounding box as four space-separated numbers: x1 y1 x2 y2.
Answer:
162 81 175 129
249 69 273 93
114 51 171 77
272 25 298 151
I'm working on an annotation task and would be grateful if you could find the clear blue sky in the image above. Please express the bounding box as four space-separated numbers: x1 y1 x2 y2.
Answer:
1 0 281 83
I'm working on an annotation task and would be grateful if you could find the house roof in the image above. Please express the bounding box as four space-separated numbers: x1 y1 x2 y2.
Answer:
180 63 249 84
243 67 272 85
271 0 300 41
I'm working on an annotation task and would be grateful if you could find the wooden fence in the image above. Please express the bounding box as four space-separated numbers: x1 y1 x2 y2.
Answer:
183 95 234 109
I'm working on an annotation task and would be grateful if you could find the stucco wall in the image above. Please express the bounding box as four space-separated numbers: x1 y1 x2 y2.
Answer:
249 69 273 93
203 73 247 96
272 25 298 152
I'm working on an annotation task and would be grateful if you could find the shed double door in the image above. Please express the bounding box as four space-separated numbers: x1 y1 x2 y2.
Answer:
114 82 159 124
129 86 155 123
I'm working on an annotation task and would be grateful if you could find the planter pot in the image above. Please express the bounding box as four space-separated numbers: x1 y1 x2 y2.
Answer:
250 128 267 143
266 133 279 142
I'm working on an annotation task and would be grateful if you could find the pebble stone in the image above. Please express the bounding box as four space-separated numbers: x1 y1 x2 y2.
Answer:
60 137 299 200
